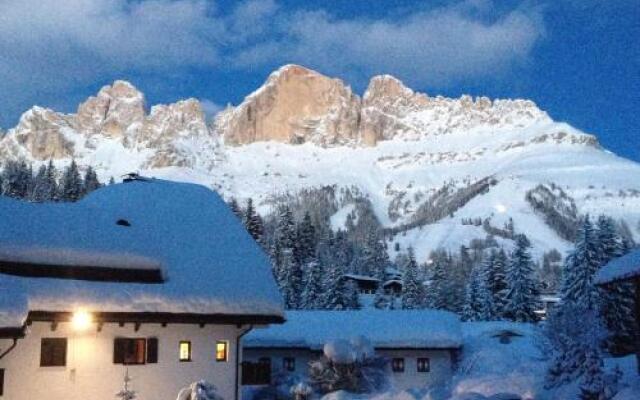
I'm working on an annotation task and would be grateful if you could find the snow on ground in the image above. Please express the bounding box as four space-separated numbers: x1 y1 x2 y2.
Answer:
304 321 639 400
331 204 357 231
0 178 284 328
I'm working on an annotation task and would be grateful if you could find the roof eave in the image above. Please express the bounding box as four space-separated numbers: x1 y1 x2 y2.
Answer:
27 311 285 326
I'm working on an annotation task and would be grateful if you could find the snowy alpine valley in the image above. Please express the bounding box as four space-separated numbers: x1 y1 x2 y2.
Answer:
0 64 639 400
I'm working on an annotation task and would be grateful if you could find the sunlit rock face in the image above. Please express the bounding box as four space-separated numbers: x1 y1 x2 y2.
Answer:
0 106 75 160
76 80 146 140
2 82 217 169
217 64 362 146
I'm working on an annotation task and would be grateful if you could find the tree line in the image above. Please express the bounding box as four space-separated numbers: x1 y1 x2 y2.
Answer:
0 159 105 202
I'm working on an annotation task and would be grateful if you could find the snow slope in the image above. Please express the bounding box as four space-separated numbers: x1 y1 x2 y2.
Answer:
1 66 640 262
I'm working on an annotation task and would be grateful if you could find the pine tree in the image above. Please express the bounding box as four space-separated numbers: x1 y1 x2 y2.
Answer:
323 264 349 310
401 248 426 309
294 212 316 265
480 249 508 319
373 266 390 309
243 198 264 243
503 235 539 322
301 260 324 309
270 204 297 285
60 160 83 202
427 253 451 310
2 159 32 199
109 176 116 185
83 166 101 196
360 230 389 277
280 249 303 309
462 264 492 321
561 216 601 311
228 197 242 218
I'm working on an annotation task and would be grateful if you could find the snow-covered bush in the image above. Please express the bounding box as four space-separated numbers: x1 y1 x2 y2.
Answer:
115 369 136 400
309 338 387 394
290 382 313 400
176 380 223 400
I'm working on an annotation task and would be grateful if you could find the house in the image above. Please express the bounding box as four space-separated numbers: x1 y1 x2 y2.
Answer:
595 248 640 375
242 310 462 390
0 178 285 400
343 274 380 294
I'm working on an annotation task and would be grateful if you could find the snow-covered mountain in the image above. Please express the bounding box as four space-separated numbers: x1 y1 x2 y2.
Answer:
2 64 639 262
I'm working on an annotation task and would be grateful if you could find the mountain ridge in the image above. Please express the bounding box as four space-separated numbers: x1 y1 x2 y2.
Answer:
0 64 637 262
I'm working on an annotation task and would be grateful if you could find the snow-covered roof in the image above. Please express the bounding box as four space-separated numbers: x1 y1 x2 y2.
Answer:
343 273 379 282
244 310 463 350
0 178 284 330
595 249 640 285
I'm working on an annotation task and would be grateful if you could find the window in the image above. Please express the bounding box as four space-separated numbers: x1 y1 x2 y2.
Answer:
283 357 295 372
417 358 430 373
391 358 405 373
242 358 271 385
114 338 154 365
40 338 67 367
215 341 228 362
179 341 192 362
0 368 4 396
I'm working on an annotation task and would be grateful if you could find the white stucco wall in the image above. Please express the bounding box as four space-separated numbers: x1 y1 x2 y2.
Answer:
0 321 247 400
378 349 454 390
243 347 456 390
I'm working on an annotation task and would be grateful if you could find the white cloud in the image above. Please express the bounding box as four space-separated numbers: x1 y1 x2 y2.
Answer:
230 1 545 88
0 0 545 125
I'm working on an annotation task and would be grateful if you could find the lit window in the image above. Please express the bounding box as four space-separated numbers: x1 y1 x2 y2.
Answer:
216 341 228 362
179 341 192 362
391 358 404 373
417 358 430 373
283 357 295 372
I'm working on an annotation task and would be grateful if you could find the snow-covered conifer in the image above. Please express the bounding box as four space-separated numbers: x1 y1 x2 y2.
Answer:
301 260 324 309
561 216 601 311
503 235 540 322
243 198 264 243
60 160 83 202
401 247 426 309
83 165 101 195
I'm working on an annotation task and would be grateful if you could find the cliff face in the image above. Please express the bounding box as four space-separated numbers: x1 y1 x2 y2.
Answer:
218 65 361 146
216 65 553 147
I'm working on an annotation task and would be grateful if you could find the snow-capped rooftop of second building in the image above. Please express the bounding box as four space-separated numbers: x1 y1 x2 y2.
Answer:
0 178 284 329
244 310 463 350
595 248 640 285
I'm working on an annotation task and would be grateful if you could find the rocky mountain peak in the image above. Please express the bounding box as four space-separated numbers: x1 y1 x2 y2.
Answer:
220 64 361 146
76 80 145 139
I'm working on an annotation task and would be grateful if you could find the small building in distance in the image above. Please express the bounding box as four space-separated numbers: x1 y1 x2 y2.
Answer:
0 178 284 400
595 249 640 375
242 310 462 390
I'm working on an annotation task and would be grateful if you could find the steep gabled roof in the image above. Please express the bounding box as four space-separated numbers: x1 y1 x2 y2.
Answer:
0 178 284 330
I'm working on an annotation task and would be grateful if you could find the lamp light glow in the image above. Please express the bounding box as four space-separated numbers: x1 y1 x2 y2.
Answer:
72 309 93 331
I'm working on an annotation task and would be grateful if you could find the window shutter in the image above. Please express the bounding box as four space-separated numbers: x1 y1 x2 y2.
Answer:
114 338 125 364
146 338 158 364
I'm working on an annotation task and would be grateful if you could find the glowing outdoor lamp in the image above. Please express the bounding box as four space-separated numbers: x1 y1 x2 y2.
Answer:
71 309 93 331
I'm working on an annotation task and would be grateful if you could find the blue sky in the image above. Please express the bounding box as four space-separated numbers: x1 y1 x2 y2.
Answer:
0 0 638 161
